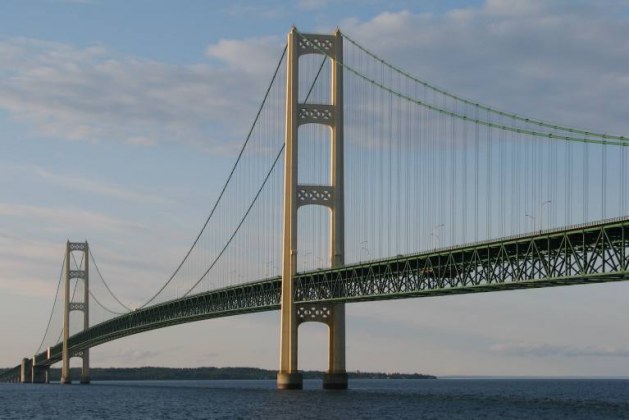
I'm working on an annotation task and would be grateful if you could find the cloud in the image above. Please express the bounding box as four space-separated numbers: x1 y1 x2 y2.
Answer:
0 270 60 299
0 36 284 149
298 0 331 11
0 162 165 203
222 3 287 20
2 1 627 154
35 167 165 203
490 343 629 358
44 0 99 4
0 203 147 233
0 237 62 269
95 348 164 365
0 236 66 298
340 1 629 134
206 36 283 75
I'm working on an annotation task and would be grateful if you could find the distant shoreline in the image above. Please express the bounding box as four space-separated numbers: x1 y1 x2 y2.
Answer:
21 367 436 382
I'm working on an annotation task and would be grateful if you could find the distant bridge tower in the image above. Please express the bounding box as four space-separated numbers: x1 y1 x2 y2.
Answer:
278 27 347 390
60 241 90 385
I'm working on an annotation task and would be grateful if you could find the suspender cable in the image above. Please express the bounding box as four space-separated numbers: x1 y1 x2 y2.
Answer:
138 45 288 308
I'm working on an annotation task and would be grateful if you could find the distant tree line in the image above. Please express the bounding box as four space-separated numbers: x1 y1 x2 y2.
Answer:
34 367 435 381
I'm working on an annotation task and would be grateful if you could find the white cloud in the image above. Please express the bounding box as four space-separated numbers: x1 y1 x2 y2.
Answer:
482 0 546 17
0 236 61 263
0 36 284 149
0 162 166 203
0 236 66 298
2 1 627 153
206 36 283 74
0 203 147 233
298 0 331 11
491 342 629 358
222 3 287 20
44 0 99 4
340 1 629 134
34 167 165 203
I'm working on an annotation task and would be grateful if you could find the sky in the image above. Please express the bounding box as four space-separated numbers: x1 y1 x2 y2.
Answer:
1 0 629 377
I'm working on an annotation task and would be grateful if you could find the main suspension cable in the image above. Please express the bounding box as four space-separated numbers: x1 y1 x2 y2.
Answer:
89 248 132 312
138 44 288 308
297 31 629 146
181 55 328 297
182 145 285 297
88 290 126 316
341 31 628 142
35 252 65 354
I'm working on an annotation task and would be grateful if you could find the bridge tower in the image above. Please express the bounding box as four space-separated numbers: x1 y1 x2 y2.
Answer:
60 241 90 385
278 27 347 390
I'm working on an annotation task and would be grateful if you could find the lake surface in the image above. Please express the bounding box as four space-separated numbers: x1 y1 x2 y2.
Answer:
1 379 628 419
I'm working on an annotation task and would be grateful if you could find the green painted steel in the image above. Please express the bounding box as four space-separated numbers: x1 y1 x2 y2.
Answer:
0 366 20 383
293 30 629 147
296 217 629 303
340 31 628 143
1 217 628 382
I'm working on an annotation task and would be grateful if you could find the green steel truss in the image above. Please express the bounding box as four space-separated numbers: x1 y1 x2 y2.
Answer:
0 366 19 383
2 217 628 382
297 217 629 302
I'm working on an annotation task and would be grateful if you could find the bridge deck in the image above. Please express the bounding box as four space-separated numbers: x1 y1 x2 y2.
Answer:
2 217 628 380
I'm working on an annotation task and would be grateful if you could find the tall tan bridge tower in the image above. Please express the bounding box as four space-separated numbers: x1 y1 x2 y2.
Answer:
277 27 348 390
60 241 90 385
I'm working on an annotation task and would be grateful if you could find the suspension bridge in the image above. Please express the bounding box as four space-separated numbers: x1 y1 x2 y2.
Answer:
1 27 628 389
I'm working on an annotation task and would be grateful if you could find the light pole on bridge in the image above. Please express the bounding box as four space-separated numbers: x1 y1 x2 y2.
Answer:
360 240 370 262
540 200 552 231
526 200 552 232
525 213 536 231
431 224 445 249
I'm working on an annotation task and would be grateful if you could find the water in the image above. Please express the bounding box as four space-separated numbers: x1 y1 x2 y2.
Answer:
1 379 628 419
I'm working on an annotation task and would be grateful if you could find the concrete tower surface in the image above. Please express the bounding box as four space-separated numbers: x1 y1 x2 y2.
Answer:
60 241 90 385
278 27 348 390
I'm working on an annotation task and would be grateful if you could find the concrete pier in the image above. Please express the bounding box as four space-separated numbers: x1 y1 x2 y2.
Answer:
32 365 49 384
277 371 304 390
20 358 32 383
